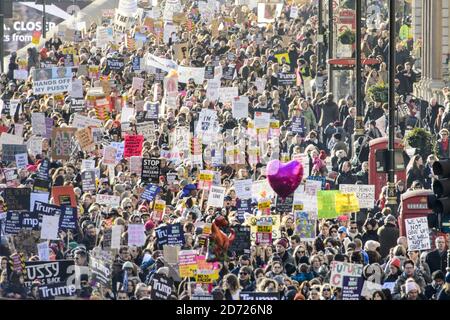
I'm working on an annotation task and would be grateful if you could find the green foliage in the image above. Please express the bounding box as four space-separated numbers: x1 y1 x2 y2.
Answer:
338 28 356 45
367 83 388 103
404 128 435 160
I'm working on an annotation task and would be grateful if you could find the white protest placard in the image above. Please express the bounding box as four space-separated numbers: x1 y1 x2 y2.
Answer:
132 77 145 91
31 113 46 136
219 87 239 104
27 135 42 156
163 23 177 44
128 224 146 247
206 79 220 101
251 180 275 200
195 109 217 136
305 180 322 196
293 188 318 218
30 192 49 211
32 67 73 94
82 159 96 170
257 2 283 24
405 217 431 251
234 179 252 200
0 132 24 147
255 77 266 94
207 186 226 207
96 194 121 208
232 96 249 119
14 69 29 80
103 146 118 165
290 6 299 19
121 106 135 123
72 114 103 129
14 123 24 137
339 184 375 209
361 281 383 299
96 26 114 48
70 79 84 98
111 225 122 249
40 215 60 240
329 261 364 288
177 66 205 84
38 242 50 261
254 112 270 129
15 153 28 169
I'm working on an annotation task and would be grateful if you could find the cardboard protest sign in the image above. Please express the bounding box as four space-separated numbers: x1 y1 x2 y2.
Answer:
240 292 280 300
162 245 180 264
124 134 144 158
232 96 249 119
335 192 360 214
218 87 239 104
329 261 364 288
405 217 431 251
141 158 161 182
38 282 77 300
51 186 77 208
207 186 226 208
339 184 375 209
75 128 94 151
38 242 50 261
89 256 111 288
150 273 173 300
317 190 339 219
51 127 77 160
103 145 118 165
40 215 60 240
178 250 198 277
173 42 190 61
32 67 73 94
96 194 121 208
111 225 122 249
234 179 252 200
81 170 97 192
128 224 146 247
5 188 31 211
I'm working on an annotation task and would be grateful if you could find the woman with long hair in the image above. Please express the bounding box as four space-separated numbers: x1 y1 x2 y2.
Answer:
406 155 426 189
222 273 241 300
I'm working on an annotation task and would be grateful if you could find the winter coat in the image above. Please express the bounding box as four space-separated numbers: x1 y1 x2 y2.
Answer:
377 223 400 258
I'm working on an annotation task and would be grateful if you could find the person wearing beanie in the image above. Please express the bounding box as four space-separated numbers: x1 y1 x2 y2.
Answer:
437 272 450 300
393 259 426 300
377 214 400 259
424 270 445 299
384 257 402 283
402 279 423 300
274 238 295 275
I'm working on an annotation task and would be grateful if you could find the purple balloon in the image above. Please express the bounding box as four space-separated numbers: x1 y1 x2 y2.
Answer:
267 160 304 199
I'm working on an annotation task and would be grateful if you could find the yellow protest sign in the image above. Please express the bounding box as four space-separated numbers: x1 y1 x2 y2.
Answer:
317 190 339 219
335 192 360 214
202 223 212 235
195 272 214 284
275 52 290 64
258 199 271 211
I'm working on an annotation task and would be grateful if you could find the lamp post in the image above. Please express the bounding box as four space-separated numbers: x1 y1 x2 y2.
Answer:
42 0 47 39
353 0 364 159
327 0 334 93
387 0 397 213
318 0 325 66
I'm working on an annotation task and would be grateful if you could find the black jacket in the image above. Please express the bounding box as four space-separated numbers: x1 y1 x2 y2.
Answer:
425 249 448 274
377 223 400 258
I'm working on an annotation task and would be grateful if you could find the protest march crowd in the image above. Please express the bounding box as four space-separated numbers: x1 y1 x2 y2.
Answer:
0 0 449 301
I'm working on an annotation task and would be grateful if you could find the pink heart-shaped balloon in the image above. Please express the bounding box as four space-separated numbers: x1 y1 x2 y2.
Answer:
267 160 304 199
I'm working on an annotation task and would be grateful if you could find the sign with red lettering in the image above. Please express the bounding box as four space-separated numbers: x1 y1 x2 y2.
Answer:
123 134 144 158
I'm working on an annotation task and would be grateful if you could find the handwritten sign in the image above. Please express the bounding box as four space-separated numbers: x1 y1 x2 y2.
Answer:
405 217 431 251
